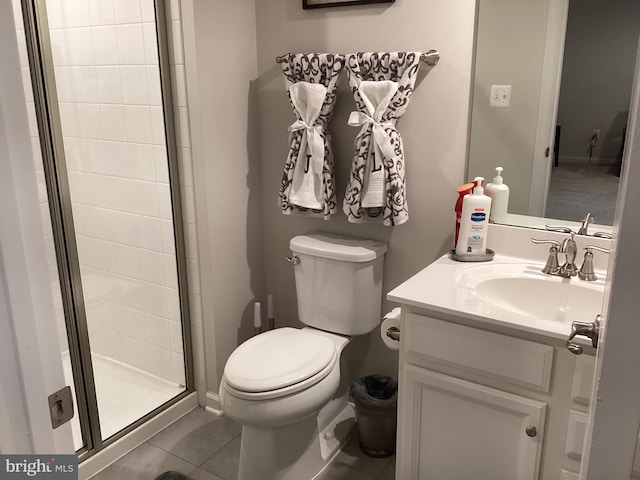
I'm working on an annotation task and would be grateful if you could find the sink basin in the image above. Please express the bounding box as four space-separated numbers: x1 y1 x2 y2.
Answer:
454 262 605 323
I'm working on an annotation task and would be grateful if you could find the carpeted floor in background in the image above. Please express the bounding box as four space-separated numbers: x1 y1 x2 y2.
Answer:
545 161 619 225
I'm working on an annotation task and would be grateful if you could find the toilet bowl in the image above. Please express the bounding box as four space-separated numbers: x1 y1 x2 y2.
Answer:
220 328 353 480
219 234 387 480
220 327 349 428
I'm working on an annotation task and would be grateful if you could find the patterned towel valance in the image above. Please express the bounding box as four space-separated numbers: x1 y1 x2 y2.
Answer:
279 53 345 219
343 52 422 226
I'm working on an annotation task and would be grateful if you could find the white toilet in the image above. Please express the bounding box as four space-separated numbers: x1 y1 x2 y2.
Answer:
219 233 387 480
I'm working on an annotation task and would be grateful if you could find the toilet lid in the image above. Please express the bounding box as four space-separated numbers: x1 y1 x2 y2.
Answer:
224 328 336 393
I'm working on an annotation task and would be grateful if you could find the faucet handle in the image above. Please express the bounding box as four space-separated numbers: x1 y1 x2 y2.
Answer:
545 225 575 234
578 245 610 281
531 238 561 247
531 238 561 274
584 245 610 254
593 231 613 239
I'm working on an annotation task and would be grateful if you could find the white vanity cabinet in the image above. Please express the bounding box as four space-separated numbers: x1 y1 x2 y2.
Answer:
399 366 546 479
385 243 615 479
394 311 595 480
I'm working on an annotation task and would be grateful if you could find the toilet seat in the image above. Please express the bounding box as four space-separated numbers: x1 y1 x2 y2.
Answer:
223 328 337 401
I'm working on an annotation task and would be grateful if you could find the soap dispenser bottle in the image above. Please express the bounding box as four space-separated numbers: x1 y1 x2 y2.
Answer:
455 177 492 256
485 167 510 224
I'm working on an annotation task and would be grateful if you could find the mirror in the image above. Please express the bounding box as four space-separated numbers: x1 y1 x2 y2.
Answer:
468 0 640 231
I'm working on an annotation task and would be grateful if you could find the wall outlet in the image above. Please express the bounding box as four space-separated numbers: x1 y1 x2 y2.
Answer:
490 85 512 108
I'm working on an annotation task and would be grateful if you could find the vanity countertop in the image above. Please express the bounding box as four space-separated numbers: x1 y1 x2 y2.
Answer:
387 252 606 343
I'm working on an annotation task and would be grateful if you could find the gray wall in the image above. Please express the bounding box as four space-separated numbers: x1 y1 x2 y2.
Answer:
184 0 263 393
255 0 476 380
557 0 640 163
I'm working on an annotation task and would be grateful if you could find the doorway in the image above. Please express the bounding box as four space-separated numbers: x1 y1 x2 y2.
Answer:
14 0 193 459
545 0 640 224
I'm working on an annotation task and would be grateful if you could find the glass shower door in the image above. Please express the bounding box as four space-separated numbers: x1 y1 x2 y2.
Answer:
18 0 192 456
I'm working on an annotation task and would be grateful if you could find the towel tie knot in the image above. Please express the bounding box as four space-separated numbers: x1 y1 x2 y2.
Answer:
288 120 325 176
348 112 397 166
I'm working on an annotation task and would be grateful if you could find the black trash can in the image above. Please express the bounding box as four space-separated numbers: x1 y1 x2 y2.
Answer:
351 375 398 458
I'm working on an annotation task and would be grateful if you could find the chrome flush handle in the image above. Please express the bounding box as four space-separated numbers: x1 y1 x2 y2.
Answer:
286 255 300 265
566 315 602 355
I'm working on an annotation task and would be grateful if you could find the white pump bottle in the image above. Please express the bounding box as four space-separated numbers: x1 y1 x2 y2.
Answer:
455 177 492 256
485 167 510 224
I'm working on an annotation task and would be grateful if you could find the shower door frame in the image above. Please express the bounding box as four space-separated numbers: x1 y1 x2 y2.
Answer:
20 0 194 461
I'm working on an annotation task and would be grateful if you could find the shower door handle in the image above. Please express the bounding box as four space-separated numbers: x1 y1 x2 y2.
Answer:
48 386 74 429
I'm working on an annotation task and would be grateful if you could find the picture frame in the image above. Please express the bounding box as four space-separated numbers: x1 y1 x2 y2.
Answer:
302 0 394 10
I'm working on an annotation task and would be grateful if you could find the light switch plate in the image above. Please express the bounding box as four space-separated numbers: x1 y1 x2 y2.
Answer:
490 84 512 107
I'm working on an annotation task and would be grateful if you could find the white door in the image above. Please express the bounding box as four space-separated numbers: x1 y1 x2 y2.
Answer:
0 1 74 454
529 0 569 217
580 40 640 479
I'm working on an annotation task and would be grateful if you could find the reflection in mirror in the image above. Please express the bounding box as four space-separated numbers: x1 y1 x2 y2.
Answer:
468 0 640 230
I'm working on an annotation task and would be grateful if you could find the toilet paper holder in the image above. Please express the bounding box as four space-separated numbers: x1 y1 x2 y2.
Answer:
381 307 401 350
386 326 400 341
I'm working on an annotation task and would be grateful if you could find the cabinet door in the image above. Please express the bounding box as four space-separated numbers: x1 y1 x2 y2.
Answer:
397 366 547 480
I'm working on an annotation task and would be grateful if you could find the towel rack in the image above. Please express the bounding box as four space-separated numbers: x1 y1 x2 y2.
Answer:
275 49 440 66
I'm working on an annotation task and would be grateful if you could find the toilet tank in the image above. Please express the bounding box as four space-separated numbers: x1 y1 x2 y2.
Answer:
289 233 387 336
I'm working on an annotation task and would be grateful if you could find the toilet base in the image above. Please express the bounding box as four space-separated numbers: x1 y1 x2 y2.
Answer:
237 401 355 480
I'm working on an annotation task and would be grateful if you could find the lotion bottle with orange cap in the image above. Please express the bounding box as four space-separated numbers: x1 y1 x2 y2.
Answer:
455 177 492 256
454 181 476 249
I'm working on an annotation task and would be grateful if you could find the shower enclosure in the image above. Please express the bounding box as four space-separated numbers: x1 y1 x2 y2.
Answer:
14 0 194 458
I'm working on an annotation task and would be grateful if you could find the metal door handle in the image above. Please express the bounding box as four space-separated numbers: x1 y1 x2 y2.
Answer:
566 315 601 355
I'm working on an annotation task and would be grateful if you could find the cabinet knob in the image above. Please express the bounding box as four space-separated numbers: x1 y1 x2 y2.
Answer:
525 426 537 438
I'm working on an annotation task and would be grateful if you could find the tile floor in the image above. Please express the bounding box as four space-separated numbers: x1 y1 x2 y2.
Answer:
89 407 395 480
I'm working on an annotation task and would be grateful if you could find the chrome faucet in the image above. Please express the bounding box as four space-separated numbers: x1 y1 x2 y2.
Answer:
541 226 578 277
531 234 578 277
559 232 578 277
533 225 610 281
578 213 595 236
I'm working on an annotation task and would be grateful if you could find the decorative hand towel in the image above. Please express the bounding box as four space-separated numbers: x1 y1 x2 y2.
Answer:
344 52 422 226
279 53 345 219
288 82 328 209
352 80 398 208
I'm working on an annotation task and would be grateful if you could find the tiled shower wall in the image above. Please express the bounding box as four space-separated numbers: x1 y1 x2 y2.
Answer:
12 0 205 396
